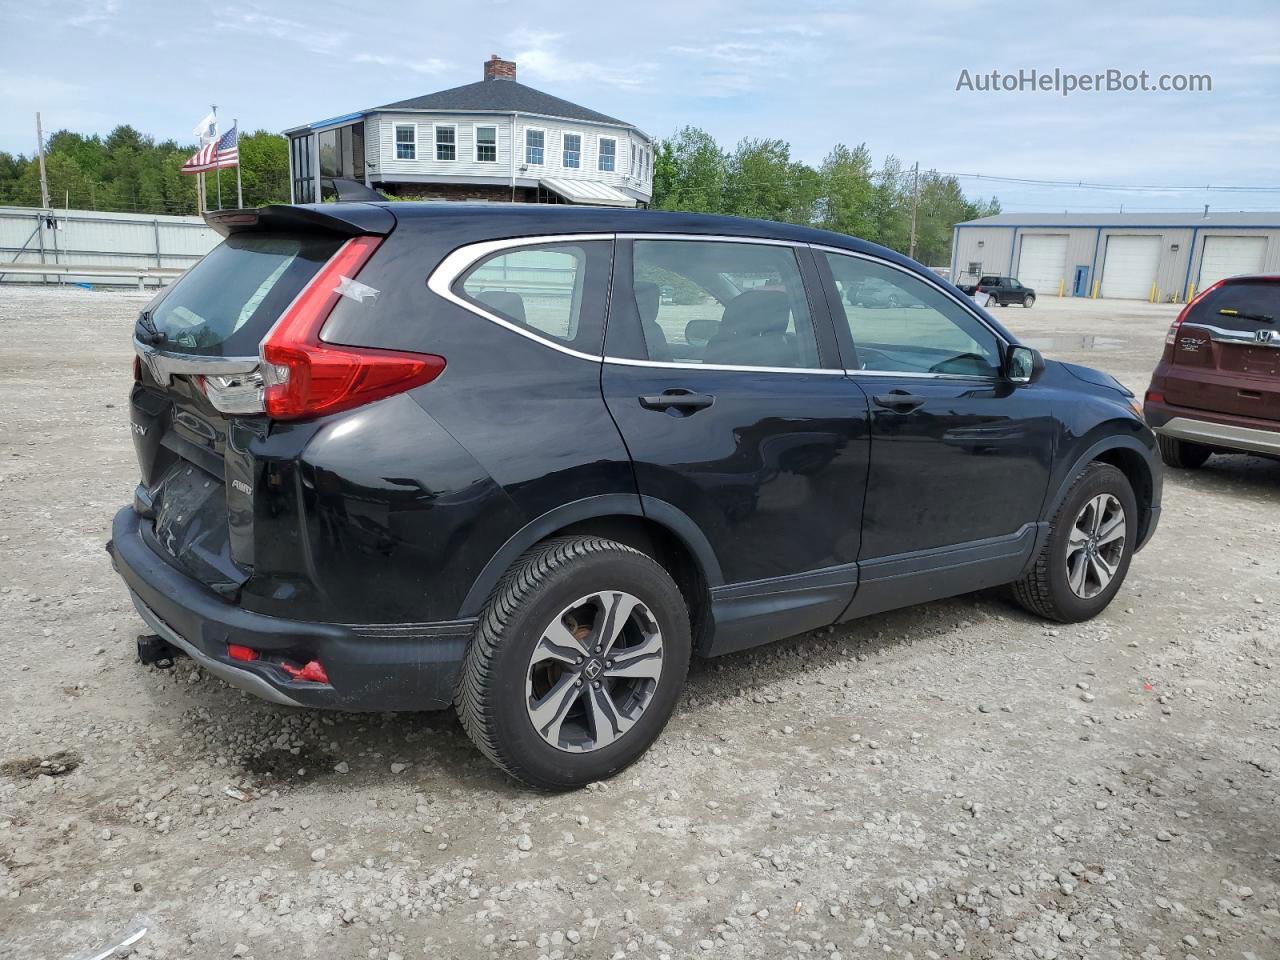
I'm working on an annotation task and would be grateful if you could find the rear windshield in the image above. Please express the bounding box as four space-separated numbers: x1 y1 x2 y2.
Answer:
148 232 342 356
1188 280 1278 334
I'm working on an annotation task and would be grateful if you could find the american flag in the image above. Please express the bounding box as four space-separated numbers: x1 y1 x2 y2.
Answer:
181 124 239 174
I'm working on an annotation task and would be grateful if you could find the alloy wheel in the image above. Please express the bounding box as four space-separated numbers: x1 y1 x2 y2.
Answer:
1065 493 1126 599
524 591 664 753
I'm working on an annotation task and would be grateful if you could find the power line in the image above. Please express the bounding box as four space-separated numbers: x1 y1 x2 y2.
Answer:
936 171 1280 194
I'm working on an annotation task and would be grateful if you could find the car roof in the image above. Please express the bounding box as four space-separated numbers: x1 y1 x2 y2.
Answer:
359 201 918 269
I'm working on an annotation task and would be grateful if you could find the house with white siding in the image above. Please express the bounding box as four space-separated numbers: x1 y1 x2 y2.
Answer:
283 56 654 207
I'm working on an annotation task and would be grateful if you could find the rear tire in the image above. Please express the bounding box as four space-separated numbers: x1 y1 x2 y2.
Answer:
1012 462 1137 623
1157 434 1212 469
455 536 691 790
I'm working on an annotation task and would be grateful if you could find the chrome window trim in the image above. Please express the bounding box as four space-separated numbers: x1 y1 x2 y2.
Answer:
1182 321 1280 348
605 356 844 376
428 232 846 372
842 368 1001 382
427 233 614 363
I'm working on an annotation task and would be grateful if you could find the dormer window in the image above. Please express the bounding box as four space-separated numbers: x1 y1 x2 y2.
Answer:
598 137 616 173
562 133 581 169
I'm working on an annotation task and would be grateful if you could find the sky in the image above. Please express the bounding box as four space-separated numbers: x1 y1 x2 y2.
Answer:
2 0 1278 214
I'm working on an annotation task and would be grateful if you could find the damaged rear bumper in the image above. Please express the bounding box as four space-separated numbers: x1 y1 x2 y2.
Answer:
107 507 473 711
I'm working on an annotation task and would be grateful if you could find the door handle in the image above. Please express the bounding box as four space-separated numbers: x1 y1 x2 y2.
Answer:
872 390 926 412
638 389 715 412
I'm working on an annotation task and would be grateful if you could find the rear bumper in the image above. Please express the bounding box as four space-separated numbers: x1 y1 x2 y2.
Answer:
107 507 473 711
1145 401 1280 456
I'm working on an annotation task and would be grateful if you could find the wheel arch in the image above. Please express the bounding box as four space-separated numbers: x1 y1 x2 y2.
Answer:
457 495 722 640
1045 433 1160 549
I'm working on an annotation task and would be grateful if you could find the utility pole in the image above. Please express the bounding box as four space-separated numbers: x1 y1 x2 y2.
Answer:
908 160 920 261
35 113 50 209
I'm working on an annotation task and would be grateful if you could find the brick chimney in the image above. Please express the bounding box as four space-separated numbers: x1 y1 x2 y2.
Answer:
484 55 516 81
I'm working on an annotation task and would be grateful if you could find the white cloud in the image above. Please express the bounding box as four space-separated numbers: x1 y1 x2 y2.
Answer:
68 0 120 32
352 53 451 76
507 29 657 90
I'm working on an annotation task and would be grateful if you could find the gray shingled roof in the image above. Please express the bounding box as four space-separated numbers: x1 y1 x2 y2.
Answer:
958 211 1280 227
374 79 632 128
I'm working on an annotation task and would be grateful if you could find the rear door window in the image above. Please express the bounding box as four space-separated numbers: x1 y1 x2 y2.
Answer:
622 239 820 369
149 232 342 356
1187 281 1279 336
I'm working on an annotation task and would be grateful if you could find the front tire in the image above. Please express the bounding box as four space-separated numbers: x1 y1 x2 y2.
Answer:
1023 294 1035 308
1157 434 1212 469
1012 462 1137 623
455 536 691 789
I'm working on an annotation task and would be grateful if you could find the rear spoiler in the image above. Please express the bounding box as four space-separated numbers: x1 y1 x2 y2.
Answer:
204 201 396 238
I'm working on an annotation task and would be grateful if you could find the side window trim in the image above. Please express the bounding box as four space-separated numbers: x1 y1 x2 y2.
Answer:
812 244 1008 379
427 234 616 362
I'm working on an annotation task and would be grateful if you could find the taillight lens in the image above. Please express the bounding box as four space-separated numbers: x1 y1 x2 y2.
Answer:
1166 278 1227 345
261 235 446 420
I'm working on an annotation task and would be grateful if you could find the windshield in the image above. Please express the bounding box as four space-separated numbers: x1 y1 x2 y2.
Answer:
146 232 342 356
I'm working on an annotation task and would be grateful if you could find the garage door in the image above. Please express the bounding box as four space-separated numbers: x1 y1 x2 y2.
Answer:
1016 234 1068 295
1101 235 1161 299
1198 235 1266 291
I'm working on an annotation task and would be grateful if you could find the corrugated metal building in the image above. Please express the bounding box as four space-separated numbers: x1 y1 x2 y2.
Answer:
0 206 219 286
950 211 1280 302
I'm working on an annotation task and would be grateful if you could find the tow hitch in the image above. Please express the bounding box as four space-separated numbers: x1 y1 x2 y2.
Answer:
136 633 187 669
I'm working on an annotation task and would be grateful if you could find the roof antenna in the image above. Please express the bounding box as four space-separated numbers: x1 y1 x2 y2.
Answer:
1203 203 1210 219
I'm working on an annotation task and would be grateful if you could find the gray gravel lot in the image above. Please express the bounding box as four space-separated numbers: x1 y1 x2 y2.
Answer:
1 287 1277 960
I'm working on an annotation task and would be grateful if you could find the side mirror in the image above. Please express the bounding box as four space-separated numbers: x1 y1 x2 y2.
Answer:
1005 345 1044 384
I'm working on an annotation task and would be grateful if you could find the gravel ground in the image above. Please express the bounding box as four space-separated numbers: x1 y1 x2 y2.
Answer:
1 286 1277 960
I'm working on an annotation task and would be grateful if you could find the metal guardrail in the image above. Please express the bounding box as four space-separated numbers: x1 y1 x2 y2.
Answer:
0 262 187 289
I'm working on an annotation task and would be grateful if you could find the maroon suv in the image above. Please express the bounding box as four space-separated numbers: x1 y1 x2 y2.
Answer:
1145 275 1280 468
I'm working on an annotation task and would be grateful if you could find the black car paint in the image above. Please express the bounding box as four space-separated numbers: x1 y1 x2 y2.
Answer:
108 202 1161 711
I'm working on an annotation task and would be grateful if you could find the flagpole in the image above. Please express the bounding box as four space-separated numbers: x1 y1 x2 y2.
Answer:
211 103 219 212
235 118 244 209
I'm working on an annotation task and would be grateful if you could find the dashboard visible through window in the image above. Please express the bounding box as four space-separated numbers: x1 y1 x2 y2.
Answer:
824 253 1002 377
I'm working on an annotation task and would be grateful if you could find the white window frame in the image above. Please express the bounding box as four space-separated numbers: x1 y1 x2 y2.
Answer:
434 123 456 162
525 127 546 166
475 124 498 163
562 132 582 170
394 124 417 161
598 136 616 173
630 143 637 177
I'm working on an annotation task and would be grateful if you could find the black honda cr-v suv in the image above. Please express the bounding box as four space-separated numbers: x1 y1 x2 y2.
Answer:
108 202 1161 788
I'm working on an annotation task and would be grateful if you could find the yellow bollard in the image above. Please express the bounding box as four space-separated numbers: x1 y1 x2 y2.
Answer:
1058 278 1065 298
1149 281 1157 303
1091 278 1100 299
1186 282 1195 303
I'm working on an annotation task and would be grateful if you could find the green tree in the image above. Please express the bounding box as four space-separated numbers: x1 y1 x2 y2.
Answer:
651 126 726 214
723 138 817 225
817 143 875 238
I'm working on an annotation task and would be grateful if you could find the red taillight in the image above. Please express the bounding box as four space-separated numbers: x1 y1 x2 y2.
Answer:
1167 278 1227 345
261 235 446 420
1145 390 1164 405
228 644 259 662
